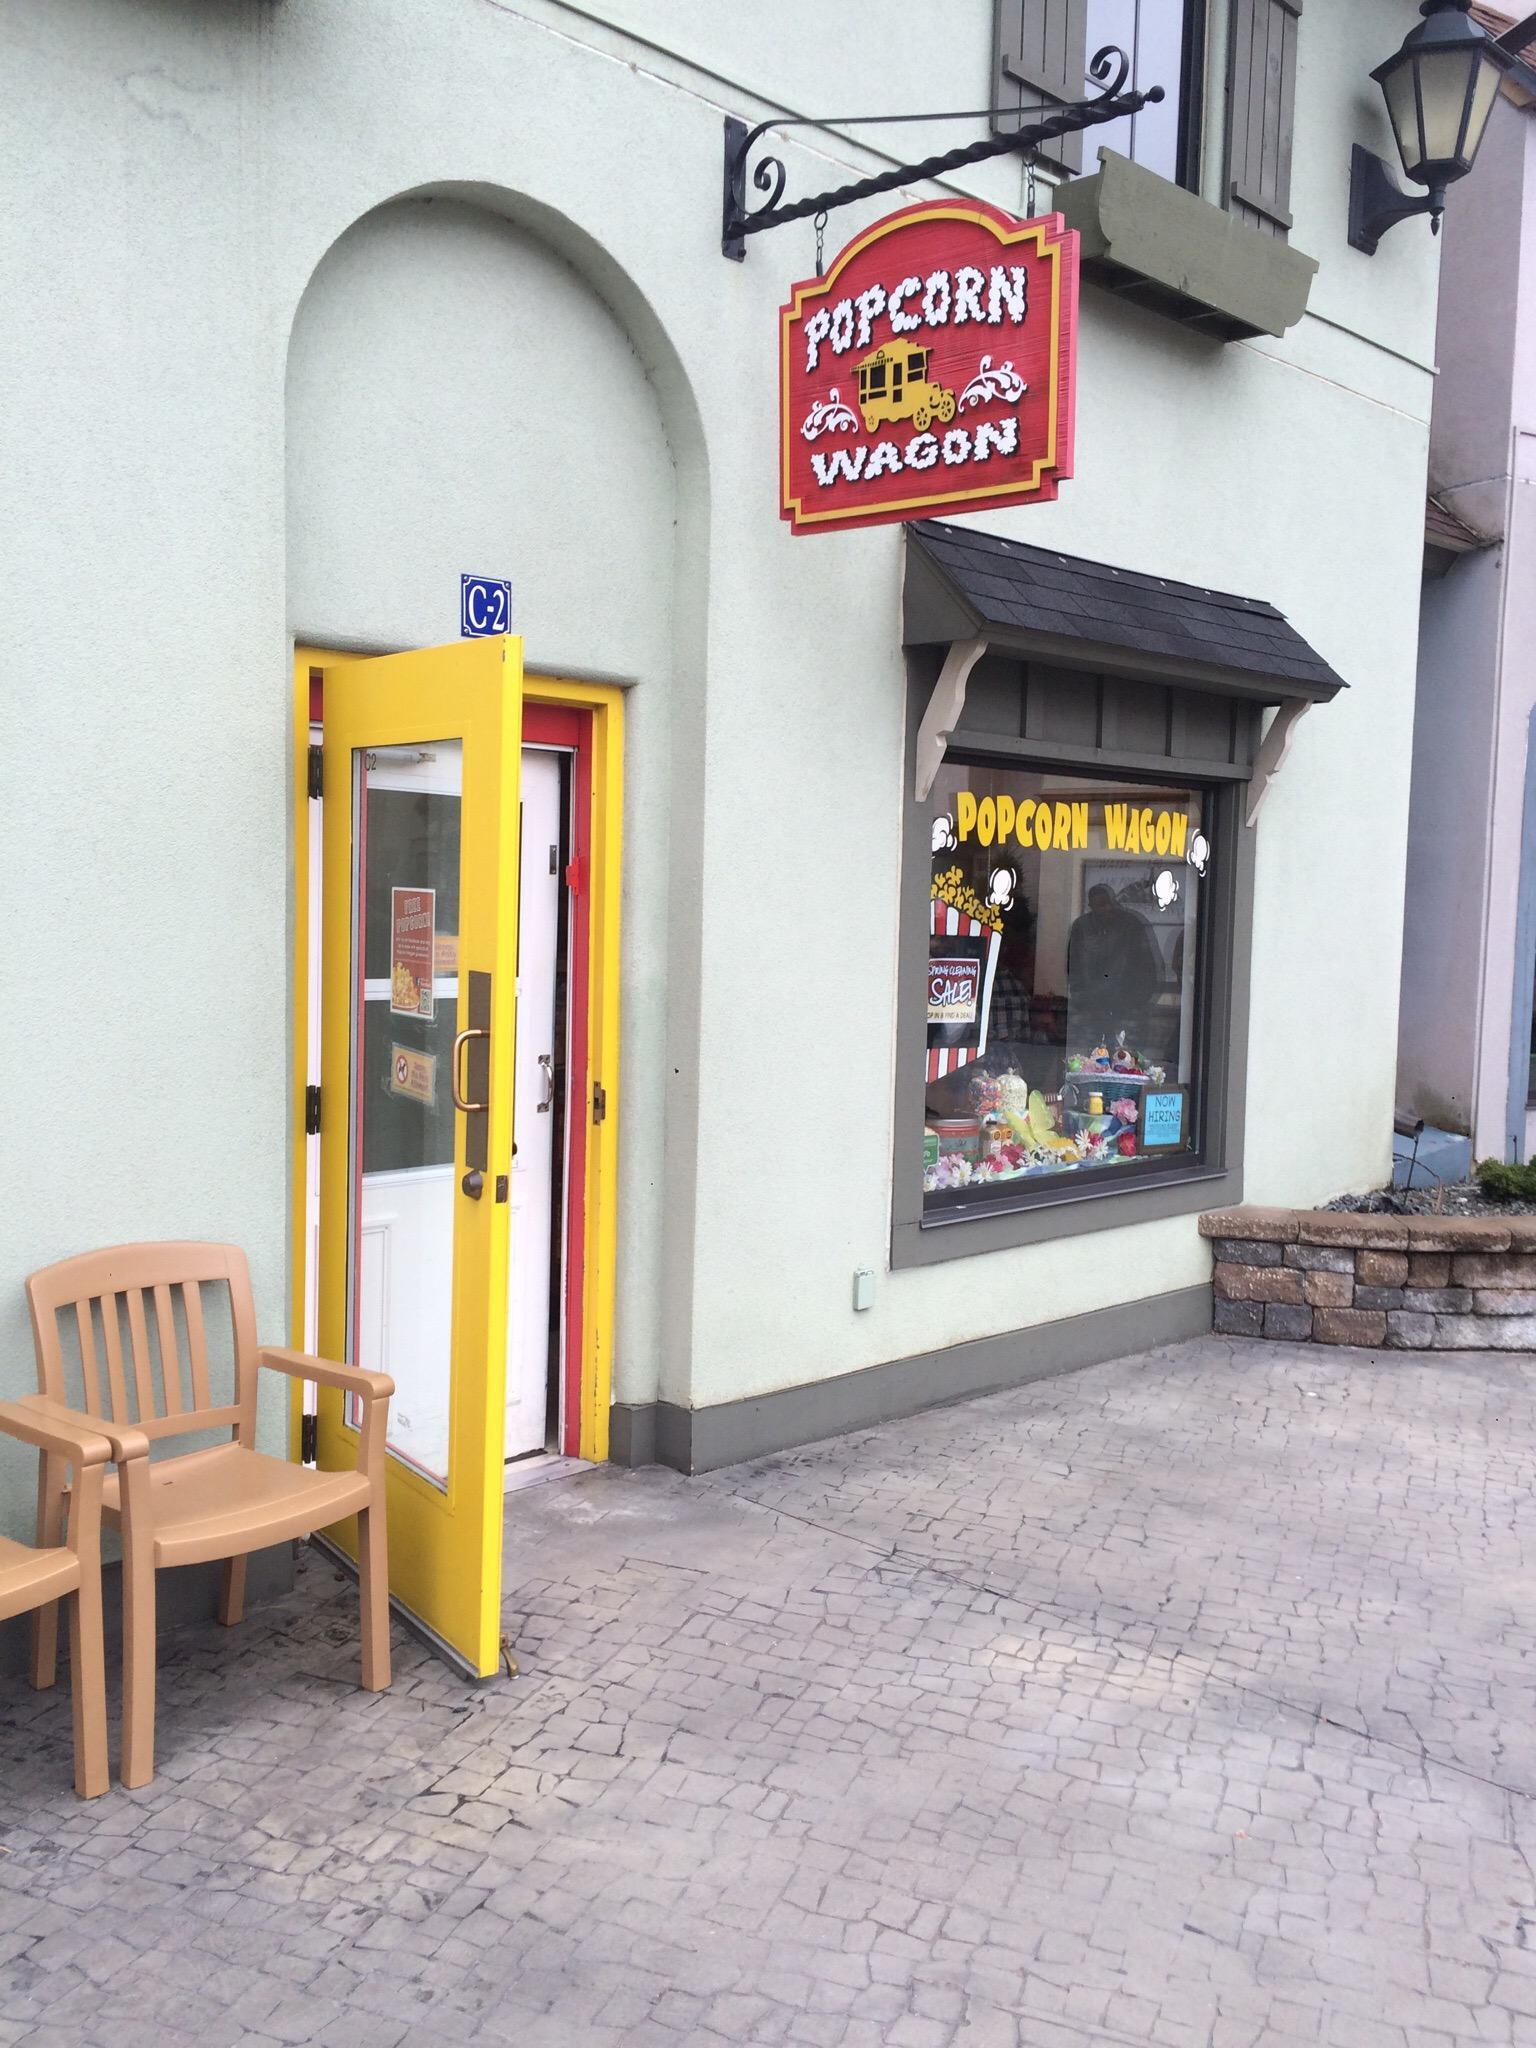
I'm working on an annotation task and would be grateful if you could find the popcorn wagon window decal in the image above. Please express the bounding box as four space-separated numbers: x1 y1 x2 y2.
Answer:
926 867 1002 1082
781 200 1079 535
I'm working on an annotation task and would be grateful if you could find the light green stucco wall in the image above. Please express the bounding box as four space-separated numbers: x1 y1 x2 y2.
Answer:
0 0 1439 1526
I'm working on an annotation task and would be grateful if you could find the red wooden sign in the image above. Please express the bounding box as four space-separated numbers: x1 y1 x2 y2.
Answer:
780 200 1078 536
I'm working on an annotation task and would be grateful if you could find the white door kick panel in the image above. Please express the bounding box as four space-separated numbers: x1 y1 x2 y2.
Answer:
359 1170 454 1483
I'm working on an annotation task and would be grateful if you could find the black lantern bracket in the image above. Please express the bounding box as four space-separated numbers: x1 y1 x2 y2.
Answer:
722 46 1163 261
1348 143 1442 255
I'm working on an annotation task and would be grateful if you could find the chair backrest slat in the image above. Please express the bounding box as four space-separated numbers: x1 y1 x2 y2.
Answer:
152 1284 181 1417
124 1289 155 1422
26 1243 257 1433
74 1302 103 1416
98 1295 131 1419
182 1281 212 1411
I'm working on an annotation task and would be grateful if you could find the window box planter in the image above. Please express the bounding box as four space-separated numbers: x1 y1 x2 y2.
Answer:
1055 149 1318 342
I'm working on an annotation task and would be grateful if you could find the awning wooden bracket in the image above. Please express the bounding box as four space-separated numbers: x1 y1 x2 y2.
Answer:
914 638 988 804
1245 696 1311 826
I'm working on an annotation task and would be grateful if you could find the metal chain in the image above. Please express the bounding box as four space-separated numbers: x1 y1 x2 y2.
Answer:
814 209 827 276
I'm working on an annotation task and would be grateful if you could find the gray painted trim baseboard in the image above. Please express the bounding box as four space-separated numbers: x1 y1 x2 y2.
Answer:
0 1543 294 1680
611 1284 1212 1474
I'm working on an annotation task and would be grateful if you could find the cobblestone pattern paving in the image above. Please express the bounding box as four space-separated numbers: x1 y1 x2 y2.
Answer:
2 1336 1536 2048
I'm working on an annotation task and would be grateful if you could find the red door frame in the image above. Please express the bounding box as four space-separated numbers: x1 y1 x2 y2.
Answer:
523 702 592 1458
310 678 593 1460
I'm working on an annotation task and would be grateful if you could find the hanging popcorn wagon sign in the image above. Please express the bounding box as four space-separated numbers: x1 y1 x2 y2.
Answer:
780 199 1079 536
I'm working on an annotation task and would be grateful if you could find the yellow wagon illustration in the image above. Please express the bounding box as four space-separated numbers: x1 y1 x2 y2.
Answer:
855 340 957 434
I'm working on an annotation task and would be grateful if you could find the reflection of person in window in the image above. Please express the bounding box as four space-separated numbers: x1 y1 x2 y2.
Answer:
1067 884 1160 1045
988 921 1034 1048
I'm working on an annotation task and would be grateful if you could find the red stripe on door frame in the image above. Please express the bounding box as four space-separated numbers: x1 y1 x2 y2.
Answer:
523 701 591 1458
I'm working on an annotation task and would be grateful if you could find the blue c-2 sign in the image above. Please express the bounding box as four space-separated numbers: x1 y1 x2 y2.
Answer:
460 575 512 637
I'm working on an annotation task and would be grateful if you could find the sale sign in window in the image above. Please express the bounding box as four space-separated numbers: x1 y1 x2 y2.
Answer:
928 955 981 1026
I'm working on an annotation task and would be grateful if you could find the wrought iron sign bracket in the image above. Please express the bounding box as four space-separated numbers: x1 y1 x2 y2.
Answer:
723 48 1163 260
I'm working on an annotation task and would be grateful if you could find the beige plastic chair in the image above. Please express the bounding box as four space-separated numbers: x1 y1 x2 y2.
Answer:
0 1400 122 1797
23 1242 394 1788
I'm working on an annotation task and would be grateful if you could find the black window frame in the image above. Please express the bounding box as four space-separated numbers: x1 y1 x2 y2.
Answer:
1085 0 1211 195
993 0 1210 193
1173 0 1210 194
920 753 1222 1222
892 655 1257 1271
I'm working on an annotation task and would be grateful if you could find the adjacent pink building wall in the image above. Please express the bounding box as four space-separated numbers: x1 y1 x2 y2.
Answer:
1399 87 1536 1154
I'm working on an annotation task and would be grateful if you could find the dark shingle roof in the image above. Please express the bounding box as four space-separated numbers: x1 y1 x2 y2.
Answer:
906 520 1345 704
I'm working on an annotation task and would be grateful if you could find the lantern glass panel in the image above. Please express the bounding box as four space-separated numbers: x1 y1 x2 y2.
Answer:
1382 57 1427 176
1413 47 1481 168
1464 56 1503 165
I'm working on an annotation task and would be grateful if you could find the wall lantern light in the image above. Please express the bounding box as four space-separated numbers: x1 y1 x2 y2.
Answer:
1349 0 1513 253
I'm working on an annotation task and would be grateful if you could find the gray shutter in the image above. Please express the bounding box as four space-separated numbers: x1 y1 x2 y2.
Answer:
992 0 1090 175
1225 0 1302 237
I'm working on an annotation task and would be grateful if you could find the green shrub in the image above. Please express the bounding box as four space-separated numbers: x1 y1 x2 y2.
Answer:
1474 1157 1536 1201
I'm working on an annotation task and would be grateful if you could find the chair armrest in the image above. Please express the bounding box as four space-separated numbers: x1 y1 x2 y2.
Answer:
258 1348 395 1404
0 1401 114 1469
14 1395 148 1466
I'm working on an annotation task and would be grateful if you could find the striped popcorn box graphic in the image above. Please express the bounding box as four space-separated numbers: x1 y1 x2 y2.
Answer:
926 892 1001 1083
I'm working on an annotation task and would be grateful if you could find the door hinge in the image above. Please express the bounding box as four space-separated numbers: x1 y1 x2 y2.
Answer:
300 1413 318 1465
592 1081 607 1125
564 856 584 895
307 744 324 801
305 1083 322 1136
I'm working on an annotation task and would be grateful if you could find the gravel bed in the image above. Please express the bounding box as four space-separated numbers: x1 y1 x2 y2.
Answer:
1325 1179 1536 1218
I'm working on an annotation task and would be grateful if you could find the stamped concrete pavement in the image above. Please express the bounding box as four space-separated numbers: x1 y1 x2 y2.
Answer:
3 1334 1536 2048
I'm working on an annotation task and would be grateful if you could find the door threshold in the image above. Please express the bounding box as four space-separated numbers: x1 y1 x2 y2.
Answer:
308 1533 501 1685
502 1451 592 1494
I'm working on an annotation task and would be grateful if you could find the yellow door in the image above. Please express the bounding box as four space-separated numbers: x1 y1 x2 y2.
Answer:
315 637 523 1678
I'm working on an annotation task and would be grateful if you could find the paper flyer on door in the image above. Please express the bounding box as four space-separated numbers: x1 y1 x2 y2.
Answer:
390 887 436 1018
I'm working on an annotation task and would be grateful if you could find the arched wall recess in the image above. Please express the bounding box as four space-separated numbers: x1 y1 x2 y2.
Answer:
285 187 713 1432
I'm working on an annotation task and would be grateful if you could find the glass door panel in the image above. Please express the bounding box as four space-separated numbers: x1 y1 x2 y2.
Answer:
351 741 463 1487
316 638 523 1679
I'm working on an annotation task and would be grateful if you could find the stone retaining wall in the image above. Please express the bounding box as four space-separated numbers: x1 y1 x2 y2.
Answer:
1197 1205 1536 1349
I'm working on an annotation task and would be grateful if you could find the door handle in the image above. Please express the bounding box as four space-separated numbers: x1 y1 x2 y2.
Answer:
451 1028 489 1113
537 1053 555 1112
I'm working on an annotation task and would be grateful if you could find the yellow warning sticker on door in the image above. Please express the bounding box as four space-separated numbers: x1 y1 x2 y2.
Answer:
390 1045 437 1106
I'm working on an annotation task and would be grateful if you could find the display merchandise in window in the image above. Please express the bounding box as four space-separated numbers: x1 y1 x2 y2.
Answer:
923 763 1211 1212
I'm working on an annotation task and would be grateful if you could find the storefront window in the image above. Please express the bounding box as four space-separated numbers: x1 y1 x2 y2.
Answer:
923 763 1212 1213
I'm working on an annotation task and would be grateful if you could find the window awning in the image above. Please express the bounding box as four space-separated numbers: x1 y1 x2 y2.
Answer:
903 520 1345 823
904 519 1345 708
